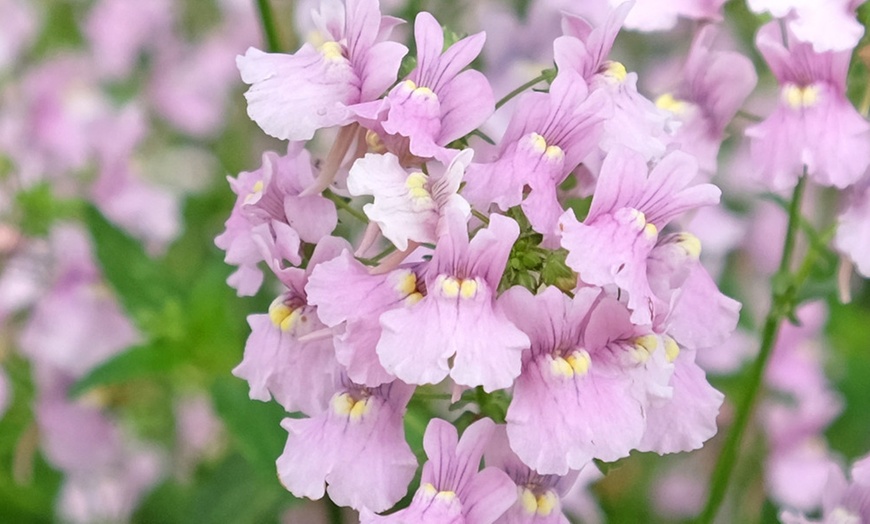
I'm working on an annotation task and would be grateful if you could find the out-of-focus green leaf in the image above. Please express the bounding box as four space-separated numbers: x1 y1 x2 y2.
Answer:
68 343 185 398
133 453 295 524
211 377 288 480
84 205 179 331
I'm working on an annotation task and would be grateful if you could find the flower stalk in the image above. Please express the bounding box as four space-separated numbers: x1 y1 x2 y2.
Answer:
697 173 808 524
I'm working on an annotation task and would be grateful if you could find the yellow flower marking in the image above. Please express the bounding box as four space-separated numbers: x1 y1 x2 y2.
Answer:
782 83 820 109
268 297 302 332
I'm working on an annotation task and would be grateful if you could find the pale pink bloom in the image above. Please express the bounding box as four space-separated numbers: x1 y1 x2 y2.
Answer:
559 147 720 326
0 0 38 70
2 55 110 186
277 379 417 512
747 0 865 52
377 211 529 392
306 248 426 386
614 0 727 32
554 5 675 162
238 0 407 141
485 424 582 524
463 72 609 244
91 106 181 252
361 417 516 524
19 225 139 378
655 26 757 173
233 237 347 415
780 453 870 523
85 0 174 79
835 180 870 277
215 144 337 295
57 440 164 524
359 11 494 162
746 22 870 190
762 302 844 513
347 149 473 251
503 286 674 475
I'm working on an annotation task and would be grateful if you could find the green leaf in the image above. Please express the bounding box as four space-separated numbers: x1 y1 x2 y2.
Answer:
84 205 179 331
564 196 593 222
68 343 185 398
211 377 288 479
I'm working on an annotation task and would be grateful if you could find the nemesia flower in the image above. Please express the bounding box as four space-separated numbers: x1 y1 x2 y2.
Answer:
780 453 870 523
360 417 516 523
233 237 346 415
238 0 407 141
2 55 110 185
559 147 721 326
277 378 417 512
306 248 424 386
346 149 473 250
745 21 870 190
646 233 741 351
463 71 609 242
747 0 865 52
18 225 139 378
502 286 673 475
614 0 727 32
762 302 843 512
58 445 164 524
84 0 173 79
377 211 529 392
484 424 581 524
654 26 757 174
630 233 734 453
834 180 870 278
215 143 337 295
360 11 495 161
90 106 181 252
0 0 38 70
554 4 674 162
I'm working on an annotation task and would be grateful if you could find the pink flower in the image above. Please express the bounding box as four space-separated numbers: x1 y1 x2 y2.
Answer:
559 147 720 326
347 149 473 250
780 453 870 523
615 0 727 32
654 26 757 174
277 379 417 512
361 11 495 161
747 0 865 52
233 237 347 415
306 248 426 387
215 144 337 295
502 286 673 475
376 211 529 392
238 0 407 141
361 417 516 523
484 424 583 524
745 21 870 190
554 5 674 162
835 180 870 278
463 72 609 243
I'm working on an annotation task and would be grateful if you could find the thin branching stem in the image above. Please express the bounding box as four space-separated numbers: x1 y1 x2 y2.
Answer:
697 173 808 524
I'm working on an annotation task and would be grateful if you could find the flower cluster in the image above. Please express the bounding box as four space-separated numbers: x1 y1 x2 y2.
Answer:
220 0 751 519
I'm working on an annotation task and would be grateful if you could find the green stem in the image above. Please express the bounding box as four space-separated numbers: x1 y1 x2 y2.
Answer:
255 0 282 53
697 174 807 524
359 245 397 266
735 109 763 122
495 72 551 110
471 209 490 224
323 189 369 224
